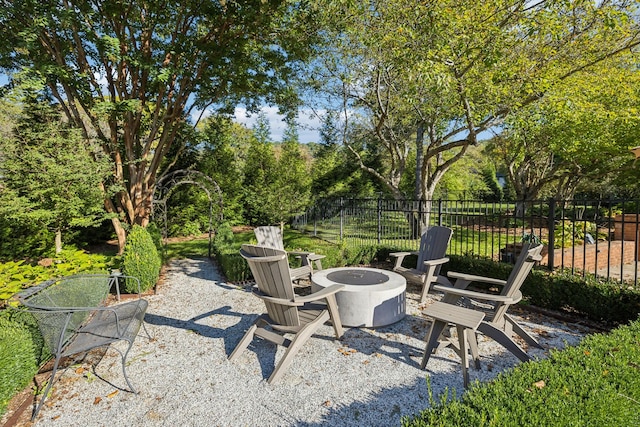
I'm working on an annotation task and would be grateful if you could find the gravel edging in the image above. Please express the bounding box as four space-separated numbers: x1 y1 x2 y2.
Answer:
15 257 592 427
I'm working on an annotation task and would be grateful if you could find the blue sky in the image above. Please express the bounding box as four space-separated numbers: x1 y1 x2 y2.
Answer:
232 106 322 144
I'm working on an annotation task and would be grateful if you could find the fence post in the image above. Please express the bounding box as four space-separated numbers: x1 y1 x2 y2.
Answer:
313 204 317 237
340 197 344 240
416 199 423 232
438 199 443 226
547 198 555 271
377 195 382 245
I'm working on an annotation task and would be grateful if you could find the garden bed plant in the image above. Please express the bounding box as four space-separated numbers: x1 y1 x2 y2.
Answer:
402 319 640 426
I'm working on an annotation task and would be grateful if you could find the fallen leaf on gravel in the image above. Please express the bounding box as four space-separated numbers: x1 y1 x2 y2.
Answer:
75 367 85 375
363 360 370 365
93 396 102 405
107 390 119 398
338 348 357 356
323 400 332 407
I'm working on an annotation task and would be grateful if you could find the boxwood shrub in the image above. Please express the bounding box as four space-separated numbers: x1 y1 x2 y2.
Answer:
121 225 162 293
0 315 39 418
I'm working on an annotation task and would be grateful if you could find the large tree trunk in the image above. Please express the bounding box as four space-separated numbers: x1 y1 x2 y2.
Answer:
54 229 62 255
111 217 127 255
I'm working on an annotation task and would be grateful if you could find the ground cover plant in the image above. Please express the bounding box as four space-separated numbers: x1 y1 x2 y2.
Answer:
402 319 640 427
0 249 110 305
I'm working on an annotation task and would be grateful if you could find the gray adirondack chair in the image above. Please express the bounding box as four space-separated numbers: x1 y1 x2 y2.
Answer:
423 242 544 369
229 244 344 384
254 225 325 282
389 226 453 302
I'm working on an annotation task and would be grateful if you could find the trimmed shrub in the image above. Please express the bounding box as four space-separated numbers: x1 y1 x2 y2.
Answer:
121 225 161 293
212 222 235 254
146 222 164 254
0 316 38 418
212 222 252 282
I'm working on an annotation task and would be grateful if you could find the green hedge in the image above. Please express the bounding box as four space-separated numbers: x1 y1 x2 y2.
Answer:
121 225 162 293
212 223 251 282
403 319 640 426
0 315 39 418
213 226 397 282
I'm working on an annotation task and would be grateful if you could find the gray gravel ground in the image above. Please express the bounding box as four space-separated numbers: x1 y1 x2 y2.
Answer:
24 257 592 427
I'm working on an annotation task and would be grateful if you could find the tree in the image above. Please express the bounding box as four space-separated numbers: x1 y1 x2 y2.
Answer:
242 117 279 225
0 98 110 253
309 0 640 230
0 0 315 252
491 55 640 204
199 115 248 224
273 121 312 224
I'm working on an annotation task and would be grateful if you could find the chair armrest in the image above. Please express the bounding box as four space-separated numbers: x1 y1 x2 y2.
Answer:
307 253 326 261
389 251 411 258
389 251 418 269
423 257 449 267
447 271 507 287
431 284 521 304
252 289 304 306
295 284 345 304
289 250 312 257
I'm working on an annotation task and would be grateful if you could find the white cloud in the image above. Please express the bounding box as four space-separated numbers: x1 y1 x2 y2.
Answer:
191 105 325 143
234 106 323 144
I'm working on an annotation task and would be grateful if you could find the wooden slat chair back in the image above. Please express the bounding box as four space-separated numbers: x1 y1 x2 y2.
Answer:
390 226 453 302
229 244 344 384
254 225 325 281
489 242 542 327
247 245 299 327
254 225 285 251
430 243 544 365
416 226 452 273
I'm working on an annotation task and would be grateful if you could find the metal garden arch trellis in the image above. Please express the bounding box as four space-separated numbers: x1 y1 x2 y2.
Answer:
152 170 224 257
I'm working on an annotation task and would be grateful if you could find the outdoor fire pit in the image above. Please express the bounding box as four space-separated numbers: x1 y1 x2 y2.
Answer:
311 267 406 328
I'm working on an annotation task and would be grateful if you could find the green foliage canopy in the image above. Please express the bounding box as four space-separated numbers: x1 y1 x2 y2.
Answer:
309 0 640 211
491 55 640 201
0 0 317 252
0 100 111 253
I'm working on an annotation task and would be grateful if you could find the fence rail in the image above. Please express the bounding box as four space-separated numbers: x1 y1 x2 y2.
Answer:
292 197 640 287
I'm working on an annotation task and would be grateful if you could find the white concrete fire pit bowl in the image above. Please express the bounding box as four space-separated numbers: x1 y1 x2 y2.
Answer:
311 267 406 328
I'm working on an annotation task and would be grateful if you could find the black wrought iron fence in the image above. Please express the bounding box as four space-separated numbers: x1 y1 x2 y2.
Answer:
292 197 640 287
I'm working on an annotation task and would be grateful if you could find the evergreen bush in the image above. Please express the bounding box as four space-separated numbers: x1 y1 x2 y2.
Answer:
212 222 251 281
121 225 161 293
0 316 38 418
146 222 164 254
